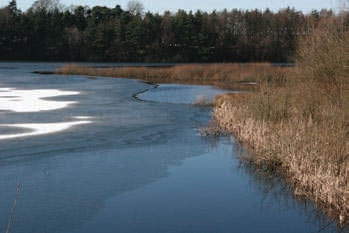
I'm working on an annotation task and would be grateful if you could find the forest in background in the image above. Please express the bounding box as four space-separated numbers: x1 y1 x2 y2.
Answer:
0 0 347 62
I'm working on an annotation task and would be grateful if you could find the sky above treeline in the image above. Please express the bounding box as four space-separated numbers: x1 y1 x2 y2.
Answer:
9 0 336 13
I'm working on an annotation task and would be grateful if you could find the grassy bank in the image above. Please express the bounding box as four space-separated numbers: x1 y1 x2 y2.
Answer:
214 18 349 224
56 63 290 89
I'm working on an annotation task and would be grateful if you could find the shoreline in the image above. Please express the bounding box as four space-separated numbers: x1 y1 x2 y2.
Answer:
213 94 348 225
52 63 348 225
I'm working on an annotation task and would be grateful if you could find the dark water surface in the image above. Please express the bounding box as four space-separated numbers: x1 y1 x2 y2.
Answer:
0 62 344 233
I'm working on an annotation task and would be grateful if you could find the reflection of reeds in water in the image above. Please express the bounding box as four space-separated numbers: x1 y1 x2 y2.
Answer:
198 134 346 232
239 160 345 233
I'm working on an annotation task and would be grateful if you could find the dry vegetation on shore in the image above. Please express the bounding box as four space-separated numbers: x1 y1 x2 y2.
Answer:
56 63 290 89
214 18 349 224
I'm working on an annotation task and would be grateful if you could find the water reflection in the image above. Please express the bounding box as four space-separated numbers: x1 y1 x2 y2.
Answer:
236 147 348 233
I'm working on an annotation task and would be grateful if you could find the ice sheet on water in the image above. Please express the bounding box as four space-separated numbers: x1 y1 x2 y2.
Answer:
0 87 79 112
0 87 92 140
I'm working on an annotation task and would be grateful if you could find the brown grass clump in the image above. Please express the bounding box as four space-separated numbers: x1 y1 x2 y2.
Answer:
56 63 290 89
214 17 349 224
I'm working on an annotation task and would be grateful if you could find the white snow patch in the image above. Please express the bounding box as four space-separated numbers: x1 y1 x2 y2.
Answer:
0 120 91 140
0 88 79 112
74 116 93 120
0 86 93 140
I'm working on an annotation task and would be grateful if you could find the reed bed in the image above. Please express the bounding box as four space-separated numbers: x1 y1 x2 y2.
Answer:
214 91 348 223
214 18 349 224
56 63 290 89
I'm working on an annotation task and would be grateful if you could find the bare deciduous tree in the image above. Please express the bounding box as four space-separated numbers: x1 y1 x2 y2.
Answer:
127 0 144 15
30 0 63 12
336 0 349 12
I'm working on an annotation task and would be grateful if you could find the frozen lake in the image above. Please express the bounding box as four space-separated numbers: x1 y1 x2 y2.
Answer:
0 62 343 233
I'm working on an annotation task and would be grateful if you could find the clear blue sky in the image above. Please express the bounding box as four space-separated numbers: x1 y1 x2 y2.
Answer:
9 0 336 13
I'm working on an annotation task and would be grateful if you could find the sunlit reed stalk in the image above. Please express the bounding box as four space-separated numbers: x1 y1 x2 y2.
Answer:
6 181 20 233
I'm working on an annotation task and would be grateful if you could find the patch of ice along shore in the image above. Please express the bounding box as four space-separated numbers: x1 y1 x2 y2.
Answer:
0 117 92 140
0 88 79 112
0 86 92 140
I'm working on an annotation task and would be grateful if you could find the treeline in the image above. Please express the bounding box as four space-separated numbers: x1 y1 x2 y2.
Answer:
0 0 345 62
